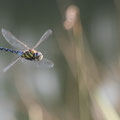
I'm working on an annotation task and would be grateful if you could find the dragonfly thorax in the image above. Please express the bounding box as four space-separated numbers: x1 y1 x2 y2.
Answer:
21 49 43 61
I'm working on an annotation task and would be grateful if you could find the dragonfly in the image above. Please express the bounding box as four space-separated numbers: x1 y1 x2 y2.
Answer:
0 28 54 72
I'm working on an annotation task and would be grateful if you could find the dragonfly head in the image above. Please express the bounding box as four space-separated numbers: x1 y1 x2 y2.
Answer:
34 52 43 61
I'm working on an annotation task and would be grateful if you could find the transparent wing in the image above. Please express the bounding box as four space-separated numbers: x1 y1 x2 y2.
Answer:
32 29 52 49
21 58 54 68
3 57 21 72
1 28 30 50
37 58 54 68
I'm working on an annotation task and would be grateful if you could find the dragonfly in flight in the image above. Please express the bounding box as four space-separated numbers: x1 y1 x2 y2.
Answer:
0 28 54 72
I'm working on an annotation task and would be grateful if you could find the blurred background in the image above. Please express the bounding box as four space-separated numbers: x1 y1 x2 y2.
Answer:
0 0 120 120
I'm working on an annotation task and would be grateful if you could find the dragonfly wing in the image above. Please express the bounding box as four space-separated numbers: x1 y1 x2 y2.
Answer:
32 29 52 49
3 57 21 72
37 58 54 68
21 58 54 68
1 28 29 50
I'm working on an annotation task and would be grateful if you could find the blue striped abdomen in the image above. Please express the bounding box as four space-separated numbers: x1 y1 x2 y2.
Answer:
0 47 23 56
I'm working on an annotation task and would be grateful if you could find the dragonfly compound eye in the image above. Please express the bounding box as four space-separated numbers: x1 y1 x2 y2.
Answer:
34 52 38 57
37 52 43 61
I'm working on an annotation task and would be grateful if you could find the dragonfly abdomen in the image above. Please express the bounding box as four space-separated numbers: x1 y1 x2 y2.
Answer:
0 47 23 55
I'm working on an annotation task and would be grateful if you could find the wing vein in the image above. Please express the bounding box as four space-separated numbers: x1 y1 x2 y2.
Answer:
3 57 21 72
32 29 52 49
2 28 30 50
